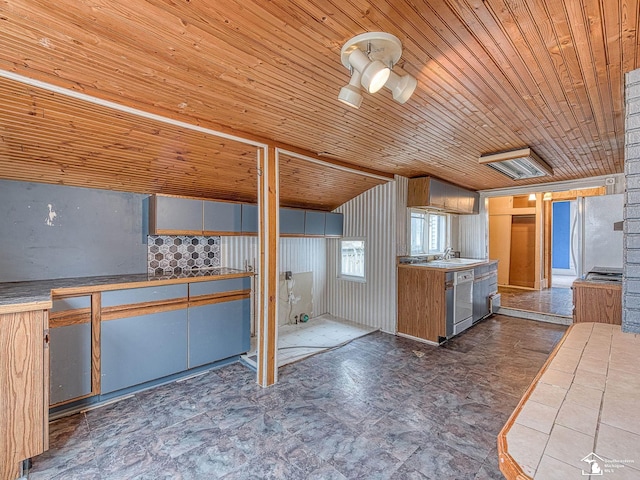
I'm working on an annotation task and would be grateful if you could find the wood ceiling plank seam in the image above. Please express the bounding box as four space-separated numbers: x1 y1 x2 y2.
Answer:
0 6 560 180
451 0 607 176
439 0 597 175
478 0 608 176
561 0 620 171
486 0 605 171
370 0 580 167
595 0 625 171
621 0 640 72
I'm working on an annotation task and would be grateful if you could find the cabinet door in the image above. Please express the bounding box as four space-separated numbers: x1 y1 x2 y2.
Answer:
101 310 188 394
190 277 251 297
325 212 344 237
304 211 326 235
280 208 305 235
428 179 447 209
188 298 251 368
203 201 242 234
0 310 48 479
241 204 258 234
102 284 188 307
443 185 459 212
152 195 203 234
50 295 92 405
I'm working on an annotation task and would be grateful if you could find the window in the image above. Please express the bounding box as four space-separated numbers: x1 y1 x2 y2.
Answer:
410 210 449 255
339 238 365 281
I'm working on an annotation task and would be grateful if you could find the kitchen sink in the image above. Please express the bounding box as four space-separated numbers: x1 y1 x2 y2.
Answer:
431 258 482 265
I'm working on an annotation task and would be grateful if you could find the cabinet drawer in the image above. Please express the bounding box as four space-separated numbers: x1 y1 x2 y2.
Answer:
51 295 91 312
102 284 188 307
189 277 250 297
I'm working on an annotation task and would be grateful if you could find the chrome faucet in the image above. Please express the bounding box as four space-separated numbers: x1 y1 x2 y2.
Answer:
443 247 453 260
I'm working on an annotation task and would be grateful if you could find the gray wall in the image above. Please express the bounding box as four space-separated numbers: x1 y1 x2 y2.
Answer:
0 180 147 282
624 70 640 333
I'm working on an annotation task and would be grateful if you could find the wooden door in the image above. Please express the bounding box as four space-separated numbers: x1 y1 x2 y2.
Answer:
509 215 536 288
489 214 512 285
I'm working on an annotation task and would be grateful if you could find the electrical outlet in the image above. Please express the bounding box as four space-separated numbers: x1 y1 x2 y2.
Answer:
285 271 292 280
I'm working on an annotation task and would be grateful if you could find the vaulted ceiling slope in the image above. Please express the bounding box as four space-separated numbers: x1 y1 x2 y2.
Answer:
0 0 636 206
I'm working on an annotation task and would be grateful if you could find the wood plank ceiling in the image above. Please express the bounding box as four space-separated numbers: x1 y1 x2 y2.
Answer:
0 0 637 209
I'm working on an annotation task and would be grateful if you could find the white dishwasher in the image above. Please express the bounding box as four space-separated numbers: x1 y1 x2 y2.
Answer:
453 269 474 335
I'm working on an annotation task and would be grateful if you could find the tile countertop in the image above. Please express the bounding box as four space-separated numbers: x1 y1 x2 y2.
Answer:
498 322 640 479
0 268 252 314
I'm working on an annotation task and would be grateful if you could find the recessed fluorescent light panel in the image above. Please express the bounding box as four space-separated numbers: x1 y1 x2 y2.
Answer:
479 148 553 180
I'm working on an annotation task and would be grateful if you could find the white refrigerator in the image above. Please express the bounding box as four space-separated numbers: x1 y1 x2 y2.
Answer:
576 194 624 277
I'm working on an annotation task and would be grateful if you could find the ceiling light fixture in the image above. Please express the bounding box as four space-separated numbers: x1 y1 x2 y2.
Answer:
338 69 363 108
479 148 553 180
339 32 417 108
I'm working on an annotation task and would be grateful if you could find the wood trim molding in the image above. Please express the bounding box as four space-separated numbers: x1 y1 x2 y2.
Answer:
257 145 278 387
101 298 189 321
497 325 574 479
91 293 101 396
0 301 53 315
50 272 253 297
188 290 250 308
49 309 91 328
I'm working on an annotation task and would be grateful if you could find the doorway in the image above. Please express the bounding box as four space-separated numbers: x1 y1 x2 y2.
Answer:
550 200 578 288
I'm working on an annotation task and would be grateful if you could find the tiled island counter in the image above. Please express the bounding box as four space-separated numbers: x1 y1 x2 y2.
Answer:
498 322 640 479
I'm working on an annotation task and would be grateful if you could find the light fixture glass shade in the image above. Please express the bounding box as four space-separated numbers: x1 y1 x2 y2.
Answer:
384 71 417 103
338 70 363 108
543 192 552 201
479 148 553 180
528 193 536 201
346 48 390 93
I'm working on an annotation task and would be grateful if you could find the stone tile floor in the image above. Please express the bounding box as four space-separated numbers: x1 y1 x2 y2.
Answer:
498 287 573 317
29 315 567 480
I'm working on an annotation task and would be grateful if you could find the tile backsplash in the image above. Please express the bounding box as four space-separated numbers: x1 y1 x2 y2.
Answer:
147 235 221 275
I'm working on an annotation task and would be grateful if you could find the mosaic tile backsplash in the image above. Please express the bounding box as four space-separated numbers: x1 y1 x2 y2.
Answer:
147 236 221 275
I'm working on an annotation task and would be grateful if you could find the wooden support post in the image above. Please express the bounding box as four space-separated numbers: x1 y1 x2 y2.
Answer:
257 145 278 387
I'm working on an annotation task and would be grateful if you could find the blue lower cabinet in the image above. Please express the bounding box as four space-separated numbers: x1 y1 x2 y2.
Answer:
188 299 251 368
50 323 92 405
101 310 188 394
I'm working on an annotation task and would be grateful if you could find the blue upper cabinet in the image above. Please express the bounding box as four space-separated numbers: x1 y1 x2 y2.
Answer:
241 204 258 234
150 195 203 234
203 200 242 234
325 212 344 237
280 208 306 235
304 211 326 236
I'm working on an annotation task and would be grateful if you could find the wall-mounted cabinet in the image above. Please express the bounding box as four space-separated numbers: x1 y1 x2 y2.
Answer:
280 207 306 235
325 212 344 237
204 201 242 235
241 204 258 234
407 177 479 214
304 211 326 236
150 194 343 237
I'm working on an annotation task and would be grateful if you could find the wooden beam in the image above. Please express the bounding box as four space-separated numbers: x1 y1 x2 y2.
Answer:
257 146 278 387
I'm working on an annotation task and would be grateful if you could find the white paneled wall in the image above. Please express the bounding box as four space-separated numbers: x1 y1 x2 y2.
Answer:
395 175 410 256
458 196 488 259
326 180 398 333
221 236 328 315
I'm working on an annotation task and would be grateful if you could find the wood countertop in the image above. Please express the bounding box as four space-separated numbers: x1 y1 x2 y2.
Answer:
0 268 253 314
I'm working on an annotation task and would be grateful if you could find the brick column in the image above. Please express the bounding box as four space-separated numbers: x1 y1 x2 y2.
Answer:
624 69 640 333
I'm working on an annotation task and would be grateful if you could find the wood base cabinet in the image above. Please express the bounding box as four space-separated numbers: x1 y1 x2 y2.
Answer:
0 310 49 480
572 280 622 324
397 266 448 343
